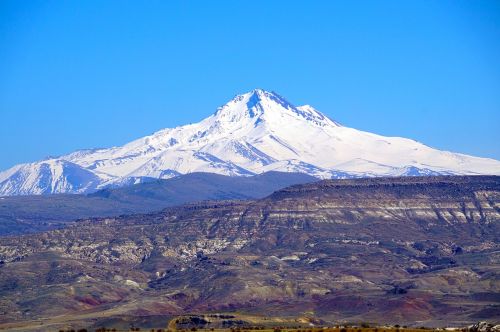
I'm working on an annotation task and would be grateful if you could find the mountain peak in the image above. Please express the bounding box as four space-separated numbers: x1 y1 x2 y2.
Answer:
246 88 268 98
1 88 500 196
240 89 341 127
222 88 294 112
215 89 338 128
246 89 294 109
211 89 294 126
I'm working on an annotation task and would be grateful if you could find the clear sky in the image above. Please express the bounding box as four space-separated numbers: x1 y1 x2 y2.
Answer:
1 0 499 171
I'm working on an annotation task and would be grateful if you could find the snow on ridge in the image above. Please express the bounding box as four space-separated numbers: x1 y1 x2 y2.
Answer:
1 88 500 195
0 159 102 196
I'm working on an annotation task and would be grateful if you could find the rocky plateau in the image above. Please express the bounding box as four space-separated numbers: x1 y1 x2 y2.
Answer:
0 176 498 330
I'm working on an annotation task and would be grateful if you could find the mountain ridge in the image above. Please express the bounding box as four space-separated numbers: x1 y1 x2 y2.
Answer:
0 171 317 235
1 88 499 195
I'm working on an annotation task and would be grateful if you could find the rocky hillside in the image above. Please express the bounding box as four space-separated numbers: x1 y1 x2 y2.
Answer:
0 176 498 330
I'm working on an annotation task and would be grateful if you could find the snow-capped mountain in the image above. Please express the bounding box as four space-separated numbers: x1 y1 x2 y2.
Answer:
1 89 500 195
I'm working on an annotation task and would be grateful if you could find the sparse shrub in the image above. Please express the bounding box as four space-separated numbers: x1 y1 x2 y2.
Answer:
341 329 347 332
78 329 88 332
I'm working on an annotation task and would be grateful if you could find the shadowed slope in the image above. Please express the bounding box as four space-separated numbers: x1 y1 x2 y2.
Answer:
0 171 317 235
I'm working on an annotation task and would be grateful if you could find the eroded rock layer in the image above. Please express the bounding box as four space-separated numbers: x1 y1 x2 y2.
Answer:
0 176 498 329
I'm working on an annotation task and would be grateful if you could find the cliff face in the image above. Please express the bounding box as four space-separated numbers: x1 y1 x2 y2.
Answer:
0 176 499 328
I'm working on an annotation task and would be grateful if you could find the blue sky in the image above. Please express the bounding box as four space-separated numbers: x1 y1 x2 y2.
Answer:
1 0 499 170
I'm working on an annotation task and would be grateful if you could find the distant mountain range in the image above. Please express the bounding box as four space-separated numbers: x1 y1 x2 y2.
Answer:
1 88 499 195
0 171 316 235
